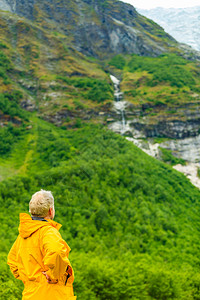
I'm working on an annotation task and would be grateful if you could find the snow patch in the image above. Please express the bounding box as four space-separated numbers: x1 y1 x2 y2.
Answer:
0 0 12 12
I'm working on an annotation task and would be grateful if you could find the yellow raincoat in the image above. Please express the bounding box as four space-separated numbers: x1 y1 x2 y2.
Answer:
7 213 76 300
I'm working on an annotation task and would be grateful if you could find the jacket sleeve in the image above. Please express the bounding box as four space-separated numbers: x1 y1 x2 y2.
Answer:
7 237 20 280
41 227 72 280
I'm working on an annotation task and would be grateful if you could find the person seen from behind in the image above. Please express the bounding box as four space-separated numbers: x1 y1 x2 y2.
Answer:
7 189 76 300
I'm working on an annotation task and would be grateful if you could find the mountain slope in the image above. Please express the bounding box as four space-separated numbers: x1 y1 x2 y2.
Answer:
0 9 116 127
109 53 200 138
1 121 200 299
0 3 199 131
1 1 200 299
0 0 180 58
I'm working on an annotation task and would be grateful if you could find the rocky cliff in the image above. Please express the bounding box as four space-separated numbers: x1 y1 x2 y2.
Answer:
0 0 179 58
109 100 200 139
109 74 200 189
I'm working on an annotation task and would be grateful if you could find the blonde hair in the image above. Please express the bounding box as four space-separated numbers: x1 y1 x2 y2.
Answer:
29 190 54 217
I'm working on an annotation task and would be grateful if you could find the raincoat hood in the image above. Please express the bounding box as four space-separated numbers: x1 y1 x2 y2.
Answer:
19 213 62 239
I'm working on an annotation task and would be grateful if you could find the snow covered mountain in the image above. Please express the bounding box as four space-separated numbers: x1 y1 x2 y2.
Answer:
138 6 200 51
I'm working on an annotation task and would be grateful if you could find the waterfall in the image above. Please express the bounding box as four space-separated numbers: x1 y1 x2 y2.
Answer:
110 75 123 102
110 75 127 134
109 79 200 189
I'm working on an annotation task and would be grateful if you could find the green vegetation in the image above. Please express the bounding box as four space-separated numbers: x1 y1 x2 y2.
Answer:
108 54 126 70
127 54 195 88
0 4 200 299
0 124 26 156
0 12 115 125
159 147 186 166
0 50 11 84
0 90 29 156
109 53 200 111
0 121 200 299
57 76 113 103
0 91 26 119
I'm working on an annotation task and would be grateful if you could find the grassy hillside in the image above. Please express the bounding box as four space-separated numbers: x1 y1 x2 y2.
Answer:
1 2 200 299
1 118 200 299
0 11 114 128
108 53 200 124
0 9 199 130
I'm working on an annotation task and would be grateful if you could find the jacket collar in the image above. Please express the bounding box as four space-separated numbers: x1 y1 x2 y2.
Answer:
31 216 47 222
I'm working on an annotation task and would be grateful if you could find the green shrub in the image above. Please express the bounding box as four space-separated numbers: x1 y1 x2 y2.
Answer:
1 124 200 299
0 91 27 119
0 124 25 155
127 53 195 88
108 54 126 69
159 147 186 166
57 76 113 102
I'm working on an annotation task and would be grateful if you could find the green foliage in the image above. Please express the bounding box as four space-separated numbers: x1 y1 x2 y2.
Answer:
0 254 23 300
124 89 138 97
0 91 27 119
57 76 113 102
0 90 28 156
0 124 25 156
86 80 112 102
73 99 85 110
1 9 200 298
1 122 200 299
35 126 77 167
127 53 195 88
0 41 8 49
108 54 126 69
73 118 82 128
159 147 186 166
0 50 11 69
0 50 12 84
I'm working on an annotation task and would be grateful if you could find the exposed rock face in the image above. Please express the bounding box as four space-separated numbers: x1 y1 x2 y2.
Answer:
173 163 200 189
126 135 200 189
109 101 200 139
131 118 200 139
160 136 200 163
127 135 200 164
20 98 36 112
0 110 22 126
1 0 178 58
108 76 200 140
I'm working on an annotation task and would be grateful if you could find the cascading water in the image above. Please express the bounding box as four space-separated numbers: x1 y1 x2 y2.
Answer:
110 75 127 134
110 75 123 102
109 78 200 189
